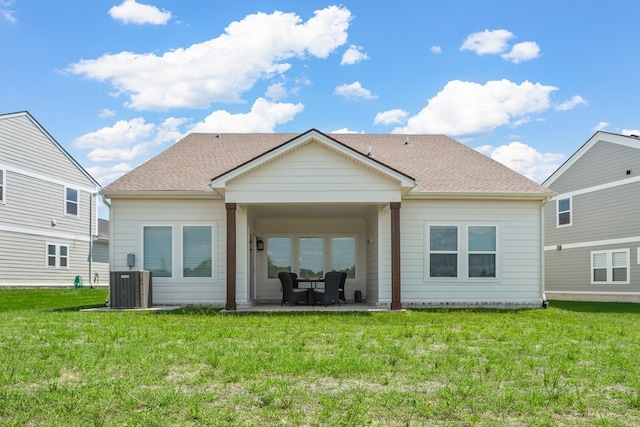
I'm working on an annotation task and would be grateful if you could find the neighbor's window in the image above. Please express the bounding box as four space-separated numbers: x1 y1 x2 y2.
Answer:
331 237 356 278
144 226 172 277
65 187 78 217
300 237 324 279
46 244 69 269
591 249 629 284
183 226 212 278
0 169 4 203
267 237 291 278
557 197 571 227
468 226 496 277
430 225 458 277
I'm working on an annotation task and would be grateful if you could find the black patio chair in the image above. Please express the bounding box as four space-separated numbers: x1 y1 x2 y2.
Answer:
312 271 341 306
279 272 308 306
338 272 347 304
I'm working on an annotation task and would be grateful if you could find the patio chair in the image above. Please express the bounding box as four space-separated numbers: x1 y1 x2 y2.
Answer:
279 272 308 306
338 272 347 304
290 272 299 288
312 271 341 306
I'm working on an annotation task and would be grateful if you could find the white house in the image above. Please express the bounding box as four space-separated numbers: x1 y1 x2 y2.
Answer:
101 129 554 309
0 111 107 287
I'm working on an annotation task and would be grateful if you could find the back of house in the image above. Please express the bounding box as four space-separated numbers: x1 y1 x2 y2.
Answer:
0 111 107 287
544 131 640 302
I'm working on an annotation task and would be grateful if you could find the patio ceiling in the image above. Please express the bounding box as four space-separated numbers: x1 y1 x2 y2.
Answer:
247 202 379 219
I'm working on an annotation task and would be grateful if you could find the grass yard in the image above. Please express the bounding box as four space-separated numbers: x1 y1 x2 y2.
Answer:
1 289 640 426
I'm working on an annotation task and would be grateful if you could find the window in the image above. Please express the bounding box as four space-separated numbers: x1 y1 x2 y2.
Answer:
429 225 458 277
65 187 78 216
267 237 291 279
46 244 69 269
183 226 212 277
0 169 4 203
591 249 629 284
557 197 571 227
299 237 324 278
143 226 172 277
468 226 496 277
331 237 356 278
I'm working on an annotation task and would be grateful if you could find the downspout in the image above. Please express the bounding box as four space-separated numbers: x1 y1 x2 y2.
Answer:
540 200 548 308
89 192 94 288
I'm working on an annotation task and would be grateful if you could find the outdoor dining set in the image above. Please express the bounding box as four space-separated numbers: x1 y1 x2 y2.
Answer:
279 271 347 306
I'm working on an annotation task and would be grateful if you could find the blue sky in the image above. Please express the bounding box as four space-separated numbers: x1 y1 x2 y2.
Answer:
2 1 640 219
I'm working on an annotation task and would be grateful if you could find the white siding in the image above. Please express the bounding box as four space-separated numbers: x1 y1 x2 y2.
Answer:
226 142 401 203
400 199 544 306
365 206 380 303
110 199 225 304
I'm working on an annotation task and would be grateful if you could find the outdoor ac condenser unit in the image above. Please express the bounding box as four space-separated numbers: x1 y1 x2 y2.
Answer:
109 270 152 309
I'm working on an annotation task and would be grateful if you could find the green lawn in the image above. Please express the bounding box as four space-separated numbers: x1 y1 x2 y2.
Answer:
1 289 639 426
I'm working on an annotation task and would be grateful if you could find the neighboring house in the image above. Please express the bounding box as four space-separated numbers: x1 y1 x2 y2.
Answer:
101 129 553 309
543 131 640 302
0 111 108 287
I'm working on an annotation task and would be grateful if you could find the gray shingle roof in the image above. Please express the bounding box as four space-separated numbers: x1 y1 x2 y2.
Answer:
102 131 552 197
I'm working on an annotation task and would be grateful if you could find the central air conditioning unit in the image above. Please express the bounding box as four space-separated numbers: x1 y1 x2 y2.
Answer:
109 270 152 309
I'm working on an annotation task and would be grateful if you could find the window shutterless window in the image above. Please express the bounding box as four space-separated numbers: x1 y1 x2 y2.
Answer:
183 226 212 278
429 225 458 277
591 249 629 284
65 187 78 216
331 237 356 278
557 197 571 227
46 244 69 269
143 226 173 277
468 226 496 277
299 237 324 279
267 237 291 278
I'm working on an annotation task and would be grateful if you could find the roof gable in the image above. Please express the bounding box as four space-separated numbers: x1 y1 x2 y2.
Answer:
0 111 100 190
210 129 416 195
543 131 640 188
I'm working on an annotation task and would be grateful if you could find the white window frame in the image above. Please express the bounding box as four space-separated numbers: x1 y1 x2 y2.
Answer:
0 168 5 204
181 224 215 280
142 225 174 279
65 187 79 217
427 225 459 278
557 196 572 227
591 249 630 284
467 225 497 278
46 243 69 269
426 223 499 281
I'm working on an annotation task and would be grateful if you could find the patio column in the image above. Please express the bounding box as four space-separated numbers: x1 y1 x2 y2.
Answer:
226 203 237 310
390 202 402 310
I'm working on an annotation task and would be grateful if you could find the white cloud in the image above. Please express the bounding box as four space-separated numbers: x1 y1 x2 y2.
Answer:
265 83 287 100
555 95 587 111
98 109 116 118
461 29 514 55
430 46 442 54
109 0 172 25
189 98 303 133
334 81 377 100
501 41 540 63
73 117 186 162
393 79 557 137
86 163 133 186
374 109 409 125
69 6 352 111
478 141 565 183
593 121 609 132
330 128 364 134
622 129 640 136
340 45 369 65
